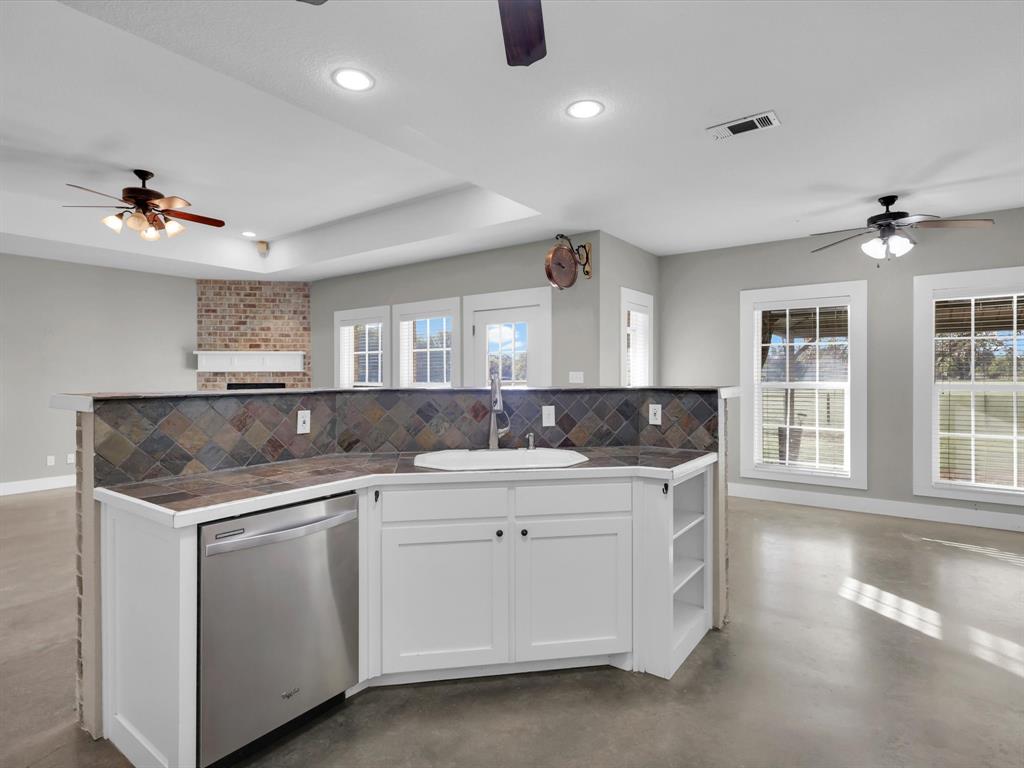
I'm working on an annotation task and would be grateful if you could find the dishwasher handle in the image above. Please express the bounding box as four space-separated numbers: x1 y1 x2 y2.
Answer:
205 508 357 557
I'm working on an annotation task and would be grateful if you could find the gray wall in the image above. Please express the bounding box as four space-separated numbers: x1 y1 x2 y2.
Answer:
659 206 1024 513
310 233 602 388
598 232 660 386
0 253 197 484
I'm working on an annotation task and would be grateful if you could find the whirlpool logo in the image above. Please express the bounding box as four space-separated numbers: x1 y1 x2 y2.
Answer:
281 687 300 700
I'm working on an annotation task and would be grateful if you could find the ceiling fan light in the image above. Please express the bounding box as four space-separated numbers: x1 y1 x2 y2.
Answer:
860 237 887 260
140 226 161 242
125 211 149 231
887 233 915 257
164 219 185 238
101 212 124 233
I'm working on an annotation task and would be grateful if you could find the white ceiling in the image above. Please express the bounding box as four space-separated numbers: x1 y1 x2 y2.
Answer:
2 0 1022 279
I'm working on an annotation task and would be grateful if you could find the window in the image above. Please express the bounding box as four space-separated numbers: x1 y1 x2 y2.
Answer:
740 281 867 489
463 288 552 387
392 297 460 388
913 267 1024 504
621 288 653 387
487 321 528 385
334 306 389 388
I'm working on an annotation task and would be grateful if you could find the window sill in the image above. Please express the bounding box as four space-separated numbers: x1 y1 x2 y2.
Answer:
741 465 866 490
913 481 1024 507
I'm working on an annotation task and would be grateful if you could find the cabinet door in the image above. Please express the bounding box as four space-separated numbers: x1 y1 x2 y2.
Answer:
382 522 509 673
515 516 632 661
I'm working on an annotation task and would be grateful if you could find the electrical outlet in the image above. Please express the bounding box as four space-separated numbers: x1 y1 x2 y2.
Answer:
46 455 55 467
66 453 75 465
296 410 311 435
568 371 584 384
648 404 662 425
542 405 556 427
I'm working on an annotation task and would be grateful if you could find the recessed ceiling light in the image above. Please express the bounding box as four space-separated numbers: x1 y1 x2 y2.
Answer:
332 68 375 92
242 231 256 238
566 100 604 119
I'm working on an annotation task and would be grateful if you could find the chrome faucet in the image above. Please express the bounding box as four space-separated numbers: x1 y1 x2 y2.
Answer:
489 374 510 450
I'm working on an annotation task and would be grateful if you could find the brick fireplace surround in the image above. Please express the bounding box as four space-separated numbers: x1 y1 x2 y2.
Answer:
196 280 311 389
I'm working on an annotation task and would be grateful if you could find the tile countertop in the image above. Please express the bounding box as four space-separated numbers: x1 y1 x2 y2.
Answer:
94 447 717 528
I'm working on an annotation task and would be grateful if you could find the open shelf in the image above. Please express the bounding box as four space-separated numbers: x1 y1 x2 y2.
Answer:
672 557 704 594
672 511 703 540
672 599 704 648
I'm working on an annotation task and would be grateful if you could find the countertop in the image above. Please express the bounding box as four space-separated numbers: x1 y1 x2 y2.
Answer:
94 446 717 528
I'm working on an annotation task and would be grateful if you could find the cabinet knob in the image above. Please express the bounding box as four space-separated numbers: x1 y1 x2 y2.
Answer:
521 529 528 537
496 529 503 538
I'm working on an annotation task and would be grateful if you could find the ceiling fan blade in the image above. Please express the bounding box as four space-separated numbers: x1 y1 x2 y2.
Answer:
498 0 547 67
162 209 225 228
61 205 130 208
810 230 873 254
809 226 872 237
893 214 940 225
150 196 191 210
296 0 327 4
913 219 994 229
66 183 128 203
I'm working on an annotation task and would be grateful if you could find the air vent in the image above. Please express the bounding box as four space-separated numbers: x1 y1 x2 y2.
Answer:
706 110 780 140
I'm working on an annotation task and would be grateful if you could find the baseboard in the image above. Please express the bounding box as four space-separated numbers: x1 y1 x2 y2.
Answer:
0 474 76 496
728 482 1023 533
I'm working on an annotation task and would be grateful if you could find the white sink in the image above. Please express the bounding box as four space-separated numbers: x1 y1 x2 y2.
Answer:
414 448 589 471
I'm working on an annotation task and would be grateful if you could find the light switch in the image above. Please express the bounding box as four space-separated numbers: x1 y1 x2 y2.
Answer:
648 404 662 425
569 371 584 384
296 410 311 435
46 455 55 467
542 405 556 427
66 453 75 465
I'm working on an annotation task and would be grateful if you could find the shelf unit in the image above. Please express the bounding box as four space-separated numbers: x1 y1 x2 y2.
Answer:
668 468 712 674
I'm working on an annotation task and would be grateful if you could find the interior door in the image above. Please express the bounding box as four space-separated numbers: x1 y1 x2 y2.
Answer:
470 306 549 387
514 516 632 661
381 521 510 673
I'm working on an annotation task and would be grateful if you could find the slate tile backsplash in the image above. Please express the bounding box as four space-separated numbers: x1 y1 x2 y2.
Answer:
93 388 719 485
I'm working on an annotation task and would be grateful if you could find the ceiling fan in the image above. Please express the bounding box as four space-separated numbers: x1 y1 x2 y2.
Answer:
296 0 547 67
63 169 225 241
810 195 994 260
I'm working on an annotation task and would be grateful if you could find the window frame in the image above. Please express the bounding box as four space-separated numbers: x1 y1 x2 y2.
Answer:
392 296 461 388
620 287 654 388
333 305 390 388
912 267 1024 505
462 287 553 387
740 280 867 489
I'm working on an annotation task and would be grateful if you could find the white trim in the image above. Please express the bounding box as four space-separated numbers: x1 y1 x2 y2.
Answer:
0 474 75 496
333 305 391 388
193 350 304 373
912 267 1024 506
49 393 94 412
391 296 461 388
729 482 1024 533
462 287 553 387
620 287 654 387
739 280 867 490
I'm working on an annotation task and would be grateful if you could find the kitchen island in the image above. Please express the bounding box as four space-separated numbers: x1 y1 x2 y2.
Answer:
96 446 718 768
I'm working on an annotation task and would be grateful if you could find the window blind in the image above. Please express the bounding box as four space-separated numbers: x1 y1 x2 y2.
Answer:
754 302 850 475
398 316 452 387
933 293 1023 490
338 321 383 387
625 308 650 387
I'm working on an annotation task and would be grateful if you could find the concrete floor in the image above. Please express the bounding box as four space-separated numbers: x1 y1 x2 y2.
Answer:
1 490 1021 768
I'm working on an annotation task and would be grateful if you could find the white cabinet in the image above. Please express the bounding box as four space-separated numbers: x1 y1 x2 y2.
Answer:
514 516 632 661
381 521 509 673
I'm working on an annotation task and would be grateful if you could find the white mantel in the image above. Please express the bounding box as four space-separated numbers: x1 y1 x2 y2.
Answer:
193 350 305 373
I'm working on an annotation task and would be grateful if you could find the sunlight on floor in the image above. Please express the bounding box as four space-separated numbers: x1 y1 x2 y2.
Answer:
920 537 1024 567
967 626 1024 678
839 577 943 639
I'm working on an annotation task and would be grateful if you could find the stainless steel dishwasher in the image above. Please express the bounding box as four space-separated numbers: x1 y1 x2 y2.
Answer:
199 492 358 767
